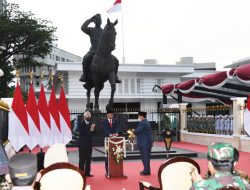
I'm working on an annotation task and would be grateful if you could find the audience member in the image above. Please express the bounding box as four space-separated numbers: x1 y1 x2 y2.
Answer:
132 111 153 176
5 153 39 190
43 143 68 168
190 142 250 190
78 111 95 177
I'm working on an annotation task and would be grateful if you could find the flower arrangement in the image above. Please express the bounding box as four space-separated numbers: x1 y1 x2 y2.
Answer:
112 144 124 164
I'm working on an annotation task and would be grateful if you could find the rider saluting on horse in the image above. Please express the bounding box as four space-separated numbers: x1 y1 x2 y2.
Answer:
79 13 121 84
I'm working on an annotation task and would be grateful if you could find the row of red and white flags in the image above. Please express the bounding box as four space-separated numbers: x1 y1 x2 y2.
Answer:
8 83 72 152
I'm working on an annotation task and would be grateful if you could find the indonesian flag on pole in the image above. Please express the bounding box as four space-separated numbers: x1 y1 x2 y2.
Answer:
38 84 52 147
26 84 41 150
49 85 62 144
244 95 250 135
8 84 29 151
58 86 72 145
107 0 121 13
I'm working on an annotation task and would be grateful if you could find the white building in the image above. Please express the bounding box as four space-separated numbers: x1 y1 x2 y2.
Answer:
16 45 82 93
50 57 216 113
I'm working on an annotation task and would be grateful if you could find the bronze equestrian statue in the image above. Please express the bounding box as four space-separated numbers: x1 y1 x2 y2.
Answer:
82 17 120 111
79 14 120 84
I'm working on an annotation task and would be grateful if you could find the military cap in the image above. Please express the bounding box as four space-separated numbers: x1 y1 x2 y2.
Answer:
8 153 37 180
138 111 147 117
207 142 235 161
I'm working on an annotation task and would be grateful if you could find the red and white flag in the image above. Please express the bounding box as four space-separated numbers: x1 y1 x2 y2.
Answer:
26 84 41 150
107 0 121 13
38 84 52 147
58 86 72 145
244 95 250 135
8 84 29 151
49 85 62 144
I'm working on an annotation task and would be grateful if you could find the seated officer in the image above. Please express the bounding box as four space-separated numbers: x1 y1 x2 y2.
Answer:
5 153 39 190
190 142 250 190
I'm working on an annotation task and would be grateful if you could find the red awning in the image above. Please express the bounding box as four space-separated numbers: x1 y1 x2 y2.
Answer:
234 64 250 83
200 71 228 89
177 79 197 94
161 84 175 95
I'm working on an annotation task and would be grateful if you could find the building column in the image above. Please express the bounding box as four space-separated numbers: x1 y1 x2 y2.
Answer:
179 103 188 131
231 97 246 135
231 97 246 150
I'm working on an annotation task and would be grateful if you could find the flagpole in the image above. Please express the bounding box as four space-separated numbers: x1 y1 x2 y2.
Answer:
121 12 125 64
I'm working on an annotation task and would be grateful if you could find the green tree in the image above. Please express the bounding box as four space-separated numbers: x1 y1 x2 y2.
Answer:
0 3 57 98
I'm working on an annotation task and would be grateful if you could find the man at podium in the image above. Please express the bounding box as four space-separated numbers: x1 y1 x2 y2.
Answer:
102 109 119 176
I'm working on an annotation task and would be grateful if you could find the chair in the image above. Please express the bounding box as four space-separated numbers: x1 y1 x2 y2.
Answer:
38 162 86 190
139 156 200 190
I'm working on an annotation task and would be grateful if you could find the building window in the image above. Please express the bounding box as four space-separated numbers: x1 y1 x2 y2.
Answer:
130 78 135 94
36 80 40 86
56 56 60 61
61 57 65 62
124 78 129 94
137 79 141 94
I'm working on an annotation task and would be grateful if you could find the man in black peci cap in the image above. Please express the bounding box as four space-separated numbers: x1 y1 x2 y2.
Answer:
132 111 153 176
102 109 119 176
5 153 40 190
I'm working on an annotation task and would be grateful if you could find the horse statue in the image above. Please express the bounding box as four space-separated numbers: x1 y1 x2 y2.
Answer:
83 18 119 111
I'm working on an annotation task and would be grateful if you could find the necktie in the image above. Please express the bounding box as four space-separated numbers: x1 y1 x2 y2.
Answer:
109 119 112 128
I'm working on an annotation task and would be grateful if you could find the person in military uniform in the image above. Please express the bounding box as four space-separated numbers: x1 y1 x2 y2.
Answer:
190 142 250 190
5 153 39 190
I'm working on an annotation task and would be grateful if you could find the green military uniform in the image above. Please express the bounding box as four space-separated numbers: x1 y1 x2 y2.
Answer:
190 143 250 190
191 171 250 190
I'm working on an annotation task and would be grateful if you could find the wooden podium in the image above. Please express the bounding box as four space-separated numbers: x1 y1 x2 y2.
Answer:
105 137 127 178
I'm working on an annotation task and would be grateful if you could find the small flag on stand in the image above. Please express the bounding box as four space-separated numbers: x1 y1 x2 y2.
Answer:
8 84 29 151
26 84 41 150
38 84 52 147
107 0 121 13
58 86 72 145
49 85 62 144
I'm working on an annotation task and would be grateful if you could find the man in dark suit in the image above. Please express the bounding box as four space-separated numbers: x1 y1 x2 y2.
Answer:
78 111 95 177
133 111 153 176
101 109 119 176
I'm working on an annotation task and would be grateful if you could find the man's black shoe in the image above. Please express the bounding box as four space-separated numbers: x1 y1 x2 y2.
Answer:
86 174 94 177
140 171 150 176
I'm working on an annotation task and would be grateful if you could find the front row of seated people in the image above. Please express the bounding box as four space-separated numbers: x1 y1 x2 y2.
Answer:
3 142 250 190
4 143 89 190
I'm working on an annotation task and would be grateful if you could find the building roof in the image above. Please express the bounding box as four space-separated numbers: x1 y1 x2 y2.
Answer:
55 62 194 74
225 57 250 68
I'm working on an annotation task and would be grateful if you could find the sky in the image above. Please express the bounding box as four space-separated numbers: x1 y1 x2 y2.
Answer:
7 0 250 70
